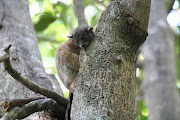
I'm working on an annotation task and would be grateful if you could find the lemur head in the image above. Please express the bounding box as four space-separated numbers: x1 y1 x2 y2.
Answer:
68 25 94 50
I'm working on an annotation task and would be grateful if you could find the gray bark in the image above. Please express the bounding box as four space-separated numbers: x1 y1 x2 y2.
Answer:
0 0 63 119
71 0 150 119
142 0 180 120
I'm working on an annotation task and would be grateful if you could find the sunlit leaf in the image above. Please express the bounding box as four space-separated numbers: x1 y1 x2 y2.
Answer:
34 13 56 32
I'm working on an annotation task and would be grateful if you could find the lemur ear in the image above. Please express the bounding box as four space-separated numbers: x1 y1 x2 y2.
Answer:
67 35 73 38
88 27 93 32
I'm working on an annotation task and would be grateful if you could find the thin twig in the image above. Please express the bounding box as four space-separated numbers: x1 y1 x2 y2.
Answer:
0 97 45 112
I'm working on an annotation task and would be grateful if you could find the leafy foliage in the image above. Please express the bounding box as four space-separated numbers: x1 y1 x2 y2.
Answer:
135 100 148 120
34 12 56 32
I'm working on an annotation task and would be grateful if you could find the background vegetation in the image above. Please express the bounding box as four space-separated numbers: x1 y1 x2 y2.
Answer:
28 0 180 120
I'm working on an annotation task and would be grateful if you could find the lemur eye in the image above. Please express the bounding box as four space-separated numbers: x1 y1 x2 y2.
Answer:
75 39 79 43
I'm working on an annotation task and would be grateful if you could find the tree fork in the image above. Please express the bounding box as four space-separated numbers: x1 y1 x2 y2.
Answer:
71 0 151 119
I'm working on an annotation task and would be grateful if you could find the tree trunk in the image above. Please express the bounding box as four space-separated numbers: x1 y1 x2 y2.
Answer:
0 0 63 119
71 0 150 119
142 0 180 120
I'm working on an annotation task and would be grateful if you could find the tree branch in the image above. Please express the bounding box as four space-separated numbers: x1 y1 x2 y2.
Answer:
0 45 68 108
0 98 66 120
0 97 45 112
73 0 87 25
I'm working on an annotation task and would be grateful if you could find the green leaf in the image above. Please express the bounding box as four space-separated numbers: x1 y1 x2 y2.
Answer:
177 26 180 32
34 13 56 32
135 100 148 120
175 36 180 80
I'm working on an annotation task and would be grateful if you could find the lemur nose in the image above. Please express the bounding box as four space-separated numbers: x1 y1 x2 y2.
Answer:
79 44 84 49
79 44 87 50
